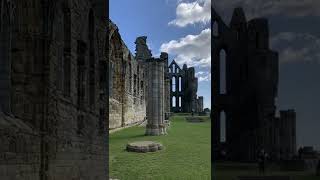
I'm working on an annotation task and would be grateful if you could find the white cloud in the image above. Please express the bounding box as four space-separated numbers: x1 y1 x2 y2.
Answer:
160 28 211 68
271 32 320 64
196 71 211 82
169 0 211 27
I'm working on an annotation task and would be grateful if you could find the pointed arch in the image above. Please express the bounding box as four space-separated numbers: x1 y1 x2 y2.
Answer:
172 96 176 107
89 9 95 106
220 111 226 142
63 4 71 96
172 76 176 92
179 76 182 92
219 49 227 94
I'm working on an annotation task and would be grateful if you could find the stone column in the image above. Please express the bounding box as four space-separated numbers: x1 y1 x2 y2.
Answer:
164 78 171 119
146 58 166 135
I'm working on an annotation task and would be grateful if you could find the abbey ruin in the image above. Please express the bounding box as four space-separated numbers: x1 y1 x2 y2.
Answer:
109 21 204 131
0 0 205 178
212 8 296 161
168 61 204 113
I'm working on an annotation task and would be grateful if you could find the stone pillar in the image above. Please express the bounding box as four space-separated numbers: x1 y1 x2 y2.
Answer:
160 52 171 119
164 78 171 119
0 2 13 114
146 58 166 135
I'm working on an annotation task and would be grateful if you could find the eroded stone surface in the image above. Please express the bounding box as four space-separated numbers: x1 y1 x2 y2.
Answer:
1 1 109 179
168 61 204 113
126 141 163 153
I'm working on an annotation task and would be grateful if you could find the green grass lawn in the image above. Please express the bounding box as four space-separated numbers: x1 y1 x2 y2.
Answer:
109 114 211 180
213 162 319 180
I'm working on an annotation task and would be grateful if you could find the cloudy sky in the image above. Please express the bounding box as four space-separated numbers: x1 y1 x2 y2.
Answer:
110 0 211 109
214 0 320 150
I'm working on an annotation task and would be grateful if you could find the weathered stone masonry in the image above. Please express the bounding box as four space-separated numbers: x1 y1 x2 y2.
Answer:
145 58 166 135
108 20 205 131
109 22 147 129
0 1 108 180
168 61 204 113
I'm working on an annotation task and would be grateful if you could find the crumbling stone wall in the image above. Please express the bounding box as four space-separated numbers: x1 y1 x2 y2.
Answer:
168 62 201 113
195 96 204 113
109 22 146 129
0 1 108 179
108 30 172 130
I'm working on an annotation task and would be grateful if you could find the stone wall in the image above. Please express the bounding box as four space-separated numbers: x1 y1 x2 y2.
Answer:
168 62 201 113
196 96 204 113
0 112 41 180
109 22 147 130
279 110 297 159
0 0 108 179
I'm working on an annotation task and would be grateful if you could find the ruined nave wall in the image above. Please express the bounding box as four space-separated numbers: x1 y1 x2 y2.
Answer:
109 21 146 129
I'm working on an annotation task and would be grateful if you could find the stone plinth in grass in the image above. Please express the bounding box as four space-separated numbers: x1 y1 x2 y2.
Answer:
126 141 163 153
185 117 205 123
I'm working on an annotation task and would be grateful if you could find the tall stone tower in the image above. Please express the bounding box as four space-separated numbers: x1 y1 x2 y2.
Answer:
212 7 290 161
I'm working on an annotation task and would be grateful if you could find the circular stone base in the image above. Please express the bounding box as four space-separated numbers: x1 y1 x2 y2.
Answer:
185 117 205 123
126 141 163 153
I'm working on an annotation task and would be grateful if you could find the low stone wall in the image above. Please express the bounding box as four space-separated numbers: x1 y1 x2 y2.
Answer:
109 97 146 130
109 99 123 129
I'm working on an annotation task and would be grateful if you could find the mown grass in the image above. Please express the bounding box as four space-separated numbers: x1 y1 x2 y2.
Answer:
109 114 211 180
213 162 319 180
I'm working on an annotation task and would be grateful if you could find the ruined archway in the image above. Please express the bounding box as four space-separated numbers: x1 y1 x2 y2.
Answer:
88 9 95 106
172 76 176 92
220 111 226 143
109 22 125 128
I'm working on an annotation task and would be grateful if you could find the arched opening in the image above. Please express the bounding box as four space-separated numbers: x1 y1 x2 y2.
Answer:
179 96 182 107
169 68 171 73
129 63 132 93
179 77 182 92
172 64 175 73
77 40 87 106
256 32 259 48
172 76 176 92
176 68 179 73
109 30 123 101
213 21 218 36
89 9 95 106
140 81 144 105
220 111 226 142
172 96 176 107
133 74 137 103
63 6 71 96
219 49 227 94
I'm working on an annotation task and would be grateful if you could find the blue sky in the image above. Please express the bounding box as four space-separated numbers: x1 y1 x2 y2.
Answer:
110 0 211 109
